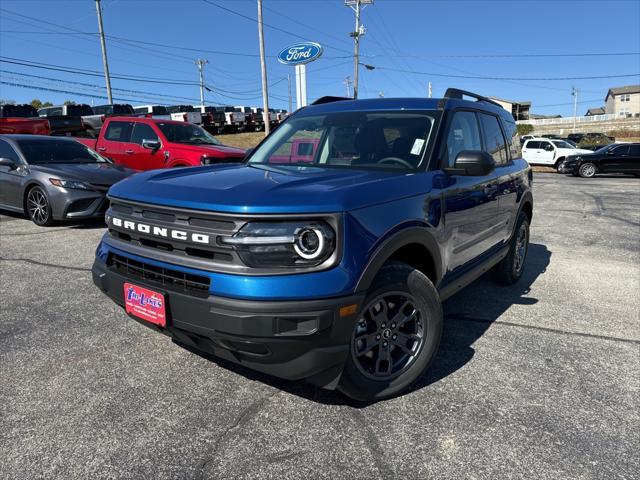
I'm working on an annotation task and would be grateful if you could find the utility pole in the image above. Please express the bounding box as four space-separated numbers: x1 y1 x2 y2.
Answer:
287 73 292 113
428 81 432 98
94 0 112 104
571 86 578 132
195 59 209 107
344 76 352 97
257 0 270 135
345 0 373 99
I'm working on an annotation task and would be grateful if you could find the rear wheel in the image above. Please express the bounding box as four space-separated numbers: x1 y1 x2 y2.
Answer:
493 211 529 284
579 162 597 178
26 186 54 226
338 262 442 402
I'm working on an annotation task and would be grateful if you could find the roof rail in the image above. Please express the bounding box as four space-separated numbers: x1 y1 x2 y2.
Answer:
311 96 352 105
444 88 502 108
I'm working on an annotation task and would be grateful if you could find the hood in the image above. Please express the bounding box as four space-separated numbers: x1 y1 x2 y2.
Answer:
108 164 431 214
169 143 246 158
564 148 593 155
30 162 135 185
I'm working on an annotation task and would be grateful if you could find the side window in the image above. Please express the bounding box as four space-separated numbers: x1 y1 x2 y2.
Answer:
479 113 508 165
445 111 482 167
0 139 20 162
611 145 629 155
502 117 520 159
628 145 640 156
104 121 133 142
525 141 539 149
540 141 553 151
130 123 159 145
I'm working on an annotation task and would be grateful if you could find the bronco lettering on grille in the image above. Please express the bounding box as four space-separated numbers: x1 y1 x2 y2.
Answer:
110 217 210 245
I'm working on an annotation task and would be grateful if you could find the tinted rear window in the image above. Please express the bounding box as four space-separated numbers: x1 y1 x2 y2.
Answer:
151 106 168 115
66 105 94 116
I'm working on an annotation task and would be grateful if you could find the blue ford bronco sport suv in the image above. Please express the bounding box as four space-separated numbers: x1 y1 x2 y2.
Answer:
93 89 533 401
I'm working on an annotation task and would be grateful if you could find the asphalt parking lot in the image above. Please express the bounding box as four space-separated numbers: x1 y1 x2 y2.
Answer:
1 173 638 480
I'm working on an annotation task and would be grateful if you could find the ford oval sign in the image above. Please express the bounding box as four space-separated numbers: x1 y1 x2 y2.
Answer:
277 42 323 66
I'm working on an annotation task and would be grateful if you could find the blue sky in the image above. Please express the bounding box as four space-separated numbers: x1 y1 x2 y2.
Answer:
1 0 639 116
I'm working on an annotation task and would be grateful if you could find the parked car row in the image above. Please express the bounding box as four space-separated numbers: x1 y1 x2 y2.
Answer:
0 102 290 138
557 143 640 178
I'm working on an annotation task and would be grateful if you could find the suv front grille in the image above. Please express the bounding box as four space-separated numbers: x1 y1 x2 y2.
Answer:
108 253 210 298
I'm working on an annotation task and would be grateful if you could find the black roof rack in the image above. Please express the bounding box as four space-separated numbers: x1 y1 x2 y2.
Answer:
444 88 502 108
311 96 352 105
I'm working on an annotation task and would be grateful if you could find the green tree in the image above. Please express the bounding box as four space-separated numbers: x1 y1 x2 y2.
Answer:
63 100 76 106
516 124 534 136
29 99 53 110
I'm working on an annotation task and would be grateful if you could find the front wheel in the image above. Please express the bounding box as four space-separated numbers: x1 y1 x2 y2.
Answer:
338 262 442 402
579 162 597 178
26 186 54 226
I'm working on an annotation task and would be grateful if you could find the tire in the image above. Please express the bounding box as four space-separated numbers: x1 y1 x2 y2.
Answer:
338 262 443 402
578 162 597 178
554 158 564 172
26 186 54 226
492 211 530 284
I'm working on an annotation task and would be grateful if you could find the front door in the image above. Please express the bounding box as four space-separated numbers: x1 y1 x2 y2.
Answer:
440 110 500 274
600 144 629 173
537 140 556 165
0 139 24 209
127 122 164 170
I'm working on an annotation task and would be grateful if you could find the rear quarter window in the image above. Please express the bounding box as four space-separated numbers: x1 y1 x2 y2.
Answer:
104 121 133 142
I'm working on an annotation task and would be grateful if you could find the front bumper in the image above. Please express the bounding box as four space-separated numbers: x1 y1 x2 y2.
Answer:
557 161 577 174
49 187 108 221
92 257 364 388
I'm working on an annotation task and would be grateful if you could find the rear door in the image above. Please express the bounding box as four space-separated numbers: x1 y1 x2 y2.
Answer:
99 120 133 165
627 145 640 173
441 110 500 272
522 140 540 163
127 122 164 170
600 144 629 173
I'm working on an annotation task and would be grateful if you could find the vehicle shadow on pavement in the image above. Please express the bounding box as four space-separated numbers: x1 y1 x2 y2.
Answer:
410 242 552 394
176 243 552 407
0 209 106 230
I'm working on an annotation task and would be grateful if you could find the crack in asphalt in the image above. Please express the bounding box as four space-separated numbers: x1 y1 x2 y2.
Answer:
195 390 280 480
445 314 640 345
0 256 91 272
348 409 396 479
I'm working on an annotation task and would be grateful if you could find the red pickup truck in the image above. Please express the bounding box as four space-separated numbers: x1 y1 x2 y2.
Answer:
75 117 245 170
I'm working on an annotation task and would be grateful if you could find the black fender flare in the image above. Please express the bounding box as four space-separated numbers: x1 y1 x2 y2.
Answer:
354 227 443 293
517 190 533 222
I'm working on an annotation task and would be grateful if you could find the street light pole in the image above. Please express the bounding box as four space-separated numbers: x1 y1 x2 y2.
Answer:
572 86 578 132
195 59 208 107
257 0 270 136
94 0 113 103
345 0 373 99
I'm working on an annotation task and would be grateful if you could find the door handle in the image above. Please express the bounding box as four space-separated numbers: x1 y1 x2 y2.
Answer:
125 149 134 154
97 147 106 152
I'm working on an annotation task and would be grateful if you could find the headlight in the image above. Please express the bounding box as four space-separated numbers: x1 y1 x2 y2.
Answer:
49 178 90 190
221 221 335 268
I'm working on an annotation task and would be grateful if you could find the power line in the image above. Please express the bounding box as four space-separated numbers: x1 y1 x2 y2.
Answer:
365 64 640 81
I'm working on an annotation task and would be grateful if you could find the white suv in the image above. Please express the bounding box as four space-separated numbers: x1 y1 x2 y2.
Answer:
522 138 592 170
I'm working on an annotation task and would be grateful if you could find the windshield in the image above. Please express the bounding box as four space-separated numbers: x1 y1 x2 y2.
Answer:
17 139 109 164
248 111 436 171
552 140 575 149
157 122 221 145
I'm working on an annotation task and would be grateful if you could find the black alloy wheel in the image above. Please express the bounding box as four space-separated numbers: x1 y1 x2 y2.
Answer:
339 262 443 402
26 187 54 226
493 211 530 284
351 292 424 380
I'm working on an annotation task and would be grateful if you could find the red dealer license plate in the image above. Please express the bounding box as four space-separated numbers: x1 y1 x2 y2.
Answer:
124 283 167 327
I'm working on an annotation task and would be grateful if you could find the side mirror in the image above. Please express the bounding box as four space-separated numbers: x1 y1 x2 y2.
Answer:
444 151 495 176
142 139 161 151
0 157 16 169
545 145 554 151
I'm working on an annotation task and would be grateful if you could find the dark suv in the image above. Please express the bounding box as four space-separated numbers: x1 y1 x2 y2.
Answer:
92 89 533 401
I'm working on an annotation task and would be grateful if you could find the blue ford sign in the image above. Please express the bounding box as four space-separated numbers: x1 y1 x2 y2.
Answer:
277 42 323 66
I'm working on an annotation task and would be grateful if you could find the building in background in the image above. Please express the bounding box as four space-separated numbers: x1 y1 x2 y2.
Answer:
585 107 606 116
488 96 531 121
604 85 640 117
